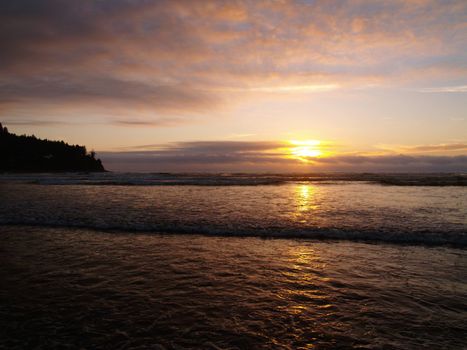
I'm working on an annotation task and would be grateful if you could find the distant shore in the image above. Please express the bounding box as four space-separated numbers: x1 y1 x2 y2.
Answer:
0 123 105 173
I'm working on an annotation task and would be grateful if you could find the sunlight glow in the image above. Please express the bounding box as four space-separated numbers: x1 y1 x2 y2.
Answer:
248 84 339 93
292 184 319 223
289 140 324 161
290 140 321 146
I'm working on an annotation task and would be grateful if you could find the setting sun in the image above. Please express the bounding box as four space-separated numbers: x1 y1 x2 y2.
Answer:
290 140 324 161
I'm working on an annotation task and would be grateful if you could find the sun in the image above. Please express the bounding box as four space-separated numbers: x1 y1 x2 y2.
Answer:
289 140 324 161
292 147 323 158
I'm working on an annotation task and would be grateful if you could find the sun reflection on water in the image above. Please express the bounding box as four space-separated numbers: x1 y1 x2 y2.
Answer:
293 184 319 223
279 244 333 336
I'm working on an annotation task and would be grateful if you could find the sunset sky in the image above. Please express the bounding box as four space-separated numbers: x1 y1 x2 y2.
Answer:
1 0 466 172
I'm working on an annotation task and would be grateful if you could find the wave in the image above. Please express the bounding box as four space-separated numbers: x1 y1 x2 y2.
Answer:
1 172 466 186
1 220 466 247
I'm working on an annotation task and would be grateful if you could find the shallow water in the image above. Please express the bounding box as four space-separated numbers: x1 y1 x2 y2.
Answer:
1 174 466 348
1 225 466 349
0 175 466 245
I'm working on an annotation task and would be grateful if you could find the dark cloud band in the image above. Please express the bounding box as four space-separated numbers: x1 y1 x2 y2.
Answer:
100 141 467 172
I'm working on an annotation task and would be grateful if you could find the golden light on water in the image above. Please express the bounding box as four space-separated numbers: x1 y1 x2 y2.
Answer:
292 184 320 224
298 184 312 204
296 184 318 212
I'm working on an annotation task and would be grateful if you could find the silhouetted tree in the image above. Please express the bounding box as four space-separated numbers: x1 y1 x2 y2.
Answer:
0 123 8 134
0 123 106 172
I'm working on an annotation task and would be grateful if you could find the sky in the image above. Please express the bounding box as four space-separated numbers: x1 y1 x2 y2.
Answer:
1 0 466 172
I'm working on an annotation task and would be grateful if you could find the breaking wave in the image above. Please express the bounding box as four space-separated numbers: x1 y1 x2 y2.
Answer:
1 175 465 247
1 172 466 186
1 221 466 247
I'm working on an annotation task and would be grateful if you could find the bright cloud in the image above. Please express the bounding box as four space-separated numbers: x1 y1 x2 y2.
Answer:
1 0 466 125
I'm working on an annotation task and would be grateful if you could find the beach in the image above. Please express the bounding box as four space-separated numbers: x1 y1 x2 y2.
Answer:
1 173 466 349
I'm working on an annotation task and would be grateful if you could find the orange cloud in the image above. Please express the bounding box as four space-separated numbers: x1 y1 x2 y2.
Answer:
1 0 466 126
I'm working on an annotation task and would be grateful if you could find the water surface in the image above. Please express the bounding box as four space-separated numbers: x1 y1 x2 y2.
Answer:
1 173 466 245
1 226 466 349
1 173 466 349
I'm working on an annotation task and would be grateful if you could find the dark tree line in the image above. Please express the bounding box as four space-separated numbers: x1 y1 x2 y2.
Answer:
0 123 105 172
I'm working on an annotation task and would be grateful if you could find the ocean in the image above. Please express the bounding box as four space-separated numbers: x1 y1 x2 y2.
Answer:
1 173 466 349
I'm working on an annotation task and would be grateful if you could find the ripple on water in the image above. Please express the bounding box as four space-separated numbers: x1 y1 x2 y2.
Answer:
1 225 466 349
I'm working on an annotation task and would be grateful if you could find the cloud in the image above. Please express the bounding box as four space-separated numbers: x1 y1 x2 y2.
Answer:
100 141 292 172
99 140 467 172
0 119 71 126
113 118 189 127
376 142 467 155
108 140 287 154
399 143 467 153
208 84 340 93
314 154 467 166
418 85 467 93
1 0 467 125
0 76 218 116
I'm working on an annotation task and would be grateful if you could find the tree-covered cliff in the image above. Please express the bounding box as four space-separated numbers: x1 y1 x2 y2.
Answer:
0 123 105 172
